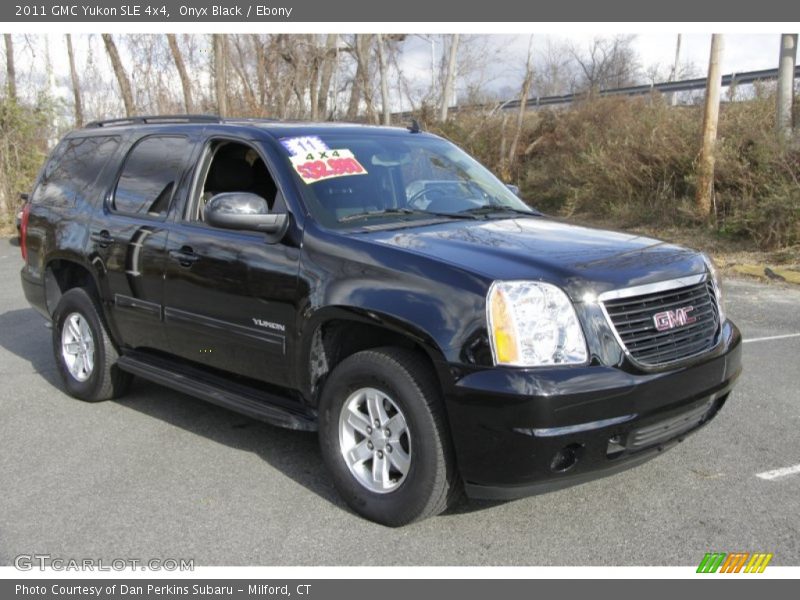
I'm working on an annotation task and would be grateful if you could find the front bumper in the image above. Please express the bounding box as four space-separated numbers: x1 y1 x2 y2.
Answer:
443 321 742 500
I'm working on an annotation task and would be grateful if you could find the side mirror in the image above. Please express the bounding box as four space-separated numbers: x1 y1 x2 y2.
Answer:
204 192 288 234
505 184 521 196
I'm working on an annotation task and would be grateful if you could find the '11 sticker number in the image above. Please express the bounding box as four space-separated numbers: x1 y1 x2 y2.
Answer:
290 149 368 184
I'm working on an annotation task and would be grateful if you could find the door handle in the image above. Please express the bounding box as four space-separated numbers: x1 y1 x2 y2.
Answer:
90 230 114 248
169 246 200 267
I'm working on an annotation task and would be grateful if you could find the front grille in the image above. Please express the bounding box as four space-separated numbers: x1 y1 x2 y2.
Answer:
602 278 720 366
628 399 713 450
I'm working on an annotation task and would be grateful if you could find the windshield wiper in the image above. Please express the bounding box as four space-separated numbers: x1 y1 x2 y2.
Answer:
338 207 477 223
457 205 542 218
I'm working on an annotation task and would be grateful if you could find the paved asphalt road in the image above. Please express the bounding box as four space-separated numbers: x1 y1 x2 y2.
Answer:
1 236 798 567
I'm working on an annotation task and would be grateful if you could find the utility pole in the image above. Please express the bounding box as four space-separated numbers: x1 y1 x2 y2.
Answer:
695 34 724 221
776 33 798 140
376 33 391 125
439 34 459 122
669 34 682 106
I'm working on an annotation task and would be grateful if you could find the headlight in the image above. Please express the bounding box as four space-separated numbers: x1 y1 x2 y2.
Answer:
487 281 588 367
702 254 726 324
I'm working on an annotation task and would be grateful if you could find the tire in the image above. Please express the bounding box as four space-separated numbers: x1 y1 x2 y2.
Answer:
51 287 132 402
319 347 460 526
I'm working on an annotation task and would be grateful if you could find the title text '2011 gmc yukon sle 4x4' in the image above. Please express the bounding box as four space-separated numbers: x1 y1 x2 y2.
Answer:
20 115 741 526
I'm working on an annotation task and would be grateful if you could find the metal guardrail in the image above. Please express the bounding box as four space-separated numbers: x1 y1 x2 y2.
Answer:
396 66 799 117
504 66 800 110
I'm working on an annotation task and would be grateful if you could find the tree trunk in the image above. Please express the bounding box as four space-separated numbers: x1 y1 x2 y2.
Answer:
317 34 338 119
508 36 534 171
213 34 228 117
347 34 373 121
4 34 16 103
167 34 194 114
776 33 798 140
65 35 84 127
309 35 322 121
102 34 135 117
376 34 391 125
439 34 460 122
695 34 724 220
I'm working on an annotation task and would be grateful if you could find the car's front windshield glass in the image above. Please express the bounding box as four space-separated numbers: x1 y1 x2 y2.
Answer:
276 132 534 229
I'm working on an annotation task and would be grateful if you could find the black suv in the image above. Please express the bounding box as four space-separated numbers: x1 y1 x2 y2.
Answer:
20 115 741 526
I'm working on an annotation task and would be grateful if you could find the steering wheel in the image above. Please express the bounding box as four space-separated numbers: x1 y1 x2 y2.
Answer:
407 186 448 210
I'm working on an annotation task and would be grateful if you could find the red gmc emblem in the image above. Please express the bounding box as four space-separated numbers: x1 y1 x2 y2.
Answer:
653 306 696 331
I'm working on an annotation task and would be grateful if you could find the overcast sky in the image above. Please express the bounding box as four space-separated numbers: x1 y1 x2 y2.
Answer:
5 32 793 114
399 33 788 97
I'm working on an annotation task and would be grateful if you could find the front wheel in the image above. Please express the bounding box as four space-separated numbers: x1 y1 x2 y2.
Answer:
319 347 460 526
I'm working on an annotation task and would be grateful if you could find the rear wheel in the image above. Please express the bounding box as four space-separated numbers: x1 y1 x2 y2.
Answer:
319 347 460 526
52 288 132 402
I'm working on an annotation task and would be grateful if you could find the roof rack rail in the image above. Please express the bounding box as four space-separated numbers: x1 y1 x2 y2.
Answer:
84 114 222 129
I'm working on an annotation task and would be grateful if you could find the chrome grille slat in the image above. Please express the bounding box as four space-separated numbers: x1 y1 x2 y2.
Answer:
628 400 713 449
617 306 716 339
605 288 710 317
600 276 720 367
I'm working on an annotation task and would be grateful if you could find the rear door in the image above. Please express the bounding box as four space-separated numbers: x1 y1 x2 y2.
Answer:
89 134 197 352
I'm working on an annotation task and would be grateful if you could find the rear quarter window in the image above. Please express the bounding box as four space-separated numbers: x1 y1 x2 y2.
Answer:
32 136 120 207
112 135 191 217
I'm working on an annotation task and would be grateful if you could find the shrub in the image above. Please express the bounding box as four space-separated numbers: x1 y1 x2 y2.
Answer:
0 98 54 225
438 93 799 249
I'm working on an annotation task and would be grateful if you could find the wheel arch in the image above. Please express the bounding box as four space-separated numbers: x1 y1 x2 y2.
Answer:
298 306 452 408
44 257 102 317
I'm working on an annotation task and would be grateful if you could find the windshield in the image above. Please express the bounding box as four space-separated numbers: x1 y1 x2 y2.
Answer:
276 132 534 229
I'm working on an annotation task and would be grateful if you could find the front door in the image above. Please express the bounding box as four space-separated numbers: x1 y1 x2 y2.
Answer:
162 139 301 388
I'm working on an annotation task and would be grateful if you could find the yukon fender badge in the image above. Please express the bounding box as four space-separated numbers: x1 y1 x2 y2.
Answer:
252 318 286 332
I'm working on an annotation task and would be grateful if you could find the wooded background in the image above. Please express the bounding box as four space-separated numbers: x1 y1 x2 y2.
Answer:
1 33 797 249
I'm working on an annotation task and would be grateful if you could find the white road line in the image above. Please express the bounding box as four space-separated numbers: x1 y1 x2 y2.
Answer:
756 464 800 481
743 333 800 344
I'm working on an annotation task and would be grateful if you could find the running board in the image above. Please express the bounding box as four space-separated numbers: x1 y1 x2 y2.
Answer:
116 353 317 431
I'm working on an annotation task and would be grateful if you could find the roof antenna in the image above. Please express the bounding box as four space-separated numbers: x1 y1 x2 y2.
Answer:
407 118 421 133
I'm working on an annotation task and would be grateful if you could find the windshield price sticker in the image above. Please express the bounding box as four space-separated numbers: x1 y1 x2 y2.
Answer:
290 149 368 184
280 136 330 157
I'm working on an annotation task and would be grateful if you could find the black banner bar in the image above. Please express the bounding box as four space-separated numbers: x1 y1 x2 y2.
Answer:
3 579 797 600
2 0 800 22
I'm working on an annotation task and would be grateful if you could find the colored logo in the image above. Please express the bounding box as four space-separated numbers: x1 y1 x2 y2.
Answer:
697 552 773 573
653 306 696 331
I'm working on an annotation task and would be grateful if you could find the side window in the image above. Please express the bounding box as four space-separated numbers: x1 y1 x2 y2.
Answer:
32 136 120 206
112 136 190 217
192 140 281 222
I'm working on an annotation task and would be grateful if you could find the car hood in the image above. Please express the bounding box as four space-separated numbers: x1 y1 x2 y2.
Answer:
359 216 707 300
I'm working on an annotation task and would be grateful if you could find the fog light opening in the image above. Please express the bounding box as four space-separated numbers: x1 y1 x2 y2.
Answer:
550 443 583 473
606 435 626 458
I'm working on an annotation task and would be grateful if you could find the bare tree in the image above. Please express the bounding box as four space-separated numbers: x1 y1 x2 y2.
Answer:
213 34 228 117
507 36 535 173
102 34 135 117
439 34 460 121
776 33 798 140
65 35 84 127
696 34 724 220
4 34 16 102
317 34 339 119
167 34 194 114
570 35 639 93
347 35 374 121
